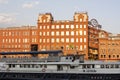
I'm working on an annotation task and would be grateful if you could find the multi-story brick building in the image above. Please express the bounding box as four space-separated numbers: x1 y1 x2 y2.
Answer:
99 32 120 61
0 12 103 60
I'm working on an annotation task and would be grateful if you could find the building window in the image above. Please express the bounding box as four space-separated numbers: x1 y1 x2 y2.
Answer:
51 38 54 43
80 19 82 22
56 31 59 36
71 38 74 43
43 32 45 36
61 25 64 29
80 38 82 42
76 25 78 28
71 31 74 36
47 32 49 36
84 31 86 35
66 38 69 43
80 30 82 35
32 31 36 35
39 32 42 36
9 32 11 36
43 26 46 29
39 39 42 43
47 39 49 43
66 31 69 36
47 26 49 29
80 45 82 50
76 38 78 42
43 39 45 43
51 32 54 36
2 39 5 43
84 25 86 28
9 39 11 43
71 25 74 29
56 38 59 43
51 25 55 29
32 38 36 43
61 31 64 36
76 31 78 35
56 25 59 29
12 39 14 43
66 25 69 28
19 39 21 43
61 38 64 42
84 45 86 49
84 38 86 42
39 26 42 29
80 25 82 28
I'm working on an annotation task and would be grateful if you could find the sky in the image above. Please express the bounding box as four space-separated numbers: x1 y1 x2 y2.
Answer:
0 0 120 33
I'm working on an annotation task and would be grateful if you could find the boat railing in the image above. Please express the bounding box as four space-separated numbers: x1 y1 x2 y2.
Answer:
0 57 60 63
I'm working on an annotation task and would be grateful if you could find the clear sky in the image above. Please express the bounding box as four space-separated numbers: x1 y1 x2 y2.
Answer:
0 0 120 33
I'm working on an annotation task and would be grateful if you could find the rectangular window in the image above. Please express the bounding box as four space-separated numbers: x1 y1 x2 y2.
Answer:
61 38 64 42
40 26 42 29
61 31 64 36
51 25 55 29
80 19 82 22
61 25 64 29
39 32 42 36
51 32 54 36
76 31 78 35
84 25 86 28
80 30 82 35
47 39 49 43
80 25 82 28
51 38 54 43
66 38 69 43
43 39 45 43
56 25 59 29
56 38 59 43
66 25 69 28
84 31 86 35
39 39 42 43
80 45 82 50
56 31 59 36
66 31 69 36
80 38 82 42
76 38 78 42
47 26 49 29
84 45 86 49
84 38 86 42
43 32 45 36
71 38 74 43
71 31 74 36
71 25 74 29
76 25 78 28
47 32 49 36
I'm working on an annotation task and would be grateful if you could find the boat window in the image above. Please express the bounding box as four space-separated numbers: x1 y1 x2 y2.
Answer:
92 65 95 68
82 65 86 68
44 65 47 68
12 64 15 68
40 65 42 68
101 65 104 68
87 65 91 68
110 64 114 68
66 57 68 59
115 64 119 68
70 57 72 60
106 65 109 68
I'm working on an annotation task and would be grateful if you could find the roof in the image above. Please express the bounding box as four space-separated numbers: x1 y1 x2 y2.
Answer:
0 50 63 55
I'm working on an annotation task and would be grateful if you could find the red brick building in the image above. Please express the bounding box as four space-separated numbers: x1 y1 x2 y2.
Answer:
99 32 120 61
0 12 103 60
